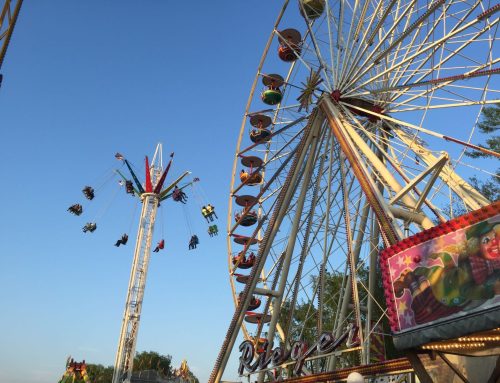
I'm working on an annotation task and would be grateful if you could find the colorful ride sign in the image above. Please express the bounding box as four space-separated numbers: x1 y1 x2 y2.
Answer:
380 201 500 349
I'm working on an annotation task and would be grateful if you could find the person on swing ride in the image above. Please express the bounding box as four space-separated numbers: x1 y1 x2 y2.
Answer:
208 226 213 237
125 180 134 195
189 235 197 250
173 186 188 204
247 252 256 264
82 186 95 200
201 206 210 223
114 233 129 247
68 204 83 216
211 224 218 236
207 204 218 220
153 239 165 253
82 222 97 233
240 169 249 183
189 236 195 249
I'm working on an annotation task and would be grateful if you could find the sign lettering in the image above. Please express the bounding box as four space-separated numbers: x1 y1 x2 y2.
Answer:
238 324 359 376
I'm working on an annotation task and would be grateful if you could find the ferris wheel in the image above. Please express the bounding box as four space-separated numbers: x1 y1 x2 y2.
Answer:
211 0 499 382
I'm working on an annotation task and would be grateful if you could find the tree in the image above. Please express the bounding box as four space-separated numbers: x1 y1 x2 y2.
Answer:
467 104 500 158
133 350 173 379
465 104 500 202
86 364 114 383
85 350 202 383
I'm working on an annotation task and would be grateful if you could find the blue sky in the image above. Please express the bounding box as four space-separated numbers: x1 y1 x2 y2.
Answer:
0 1 284 382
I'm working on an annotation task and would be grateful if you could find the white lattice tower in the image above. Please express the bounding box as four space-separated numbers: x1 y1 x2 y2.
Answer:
112 145 163 383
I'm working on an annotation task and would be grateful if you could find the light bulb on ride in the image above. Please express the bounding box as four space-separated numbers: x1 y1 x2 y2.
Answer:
347 372 364 383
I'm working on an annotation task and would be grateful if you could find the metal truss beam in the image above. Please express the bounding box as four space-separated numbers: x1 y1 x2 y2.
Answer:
0 0 23 71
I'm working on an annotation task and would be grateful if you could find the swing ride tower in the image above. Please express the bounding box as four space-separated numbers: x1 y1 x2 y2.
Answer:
112 144 189 383
112 191 159 383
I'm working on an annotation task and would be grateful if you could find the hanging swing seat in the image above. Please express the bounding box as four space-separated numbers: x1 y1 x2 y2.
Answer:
234 273 262 284
233 235 259 245
240 155 264 168
299 0 326 20
250 128 271 144
240 170 263 185
82 186 95 200
125 180 135 195
68 204 83 216
261 88 283 105
262 73 285 88
82 222 97 233
261 74 284 105
235 210 258 226
244 312 272 324
278 29 302 62
232 255 255 269
238 294 262 311
235 195 259 207
249 114 272 129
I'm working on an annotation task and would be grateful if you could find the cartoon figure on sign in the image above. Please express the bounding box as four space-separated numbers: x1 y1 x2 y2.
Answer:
393 219 500 325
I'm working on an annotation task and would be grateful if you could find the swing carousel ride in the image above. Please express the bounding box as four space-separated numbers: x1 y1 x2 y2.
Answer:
211 0 500 382
67 143 218 383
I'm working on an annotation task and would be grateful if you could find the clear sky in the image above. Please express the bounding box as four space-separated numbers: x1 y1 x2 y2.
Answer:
0 1 283 382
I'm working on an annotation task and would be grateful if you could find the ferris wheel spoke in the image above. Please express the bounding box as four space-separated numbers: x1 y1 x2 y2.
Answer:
324 1 338 86
389 59 500 107
341 0 386 86
374 0 446 69
389 98 500 112
301 10 333 91
336 0 365 86
343 0 420 88
392 40 499 99
341 0 418 88
387 1 486 89
386 0 450 83
349 64 500 100
347 12 498 94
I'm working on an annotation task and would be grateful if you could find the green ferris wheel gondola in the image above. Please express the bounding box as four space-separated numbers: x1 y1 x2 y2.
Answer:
299 0 326 20
261 89 283 105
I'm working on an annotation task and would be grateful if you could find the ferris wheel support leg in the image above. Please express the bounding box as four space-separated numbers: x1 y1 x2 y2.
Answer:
318 132 335 336
320 97 401 246
392 126 491 210
365 213 382 365
326 202 371 372
364 135 387 365
283 149 327 345
209 110 322 383
258 113 323 383
339 104 436 230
